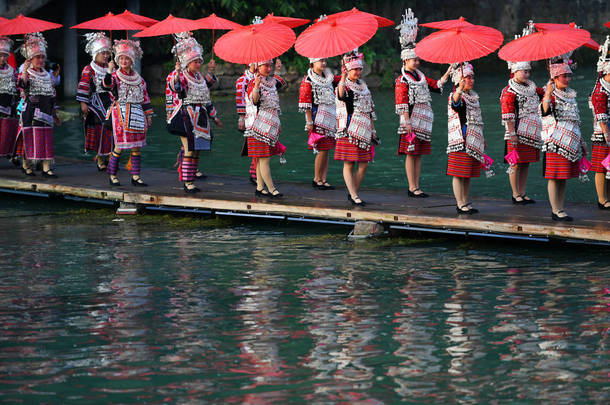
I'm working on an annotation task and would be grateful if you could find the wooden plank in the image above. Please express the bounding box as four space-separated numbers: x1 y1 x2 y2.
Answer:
0 158 609 243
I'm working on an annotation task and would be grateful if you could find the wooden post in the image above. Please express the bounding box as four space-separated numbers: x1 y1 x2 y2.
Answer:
62 0 78 97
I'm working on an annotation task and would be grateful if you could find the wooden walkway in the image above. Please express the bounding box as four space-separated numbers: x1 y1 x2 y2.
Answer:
0 158 609 244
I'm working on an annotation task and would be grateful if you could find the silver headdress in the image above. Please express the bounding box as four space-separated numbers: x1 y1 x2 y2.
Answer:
598 35 610 75
0 36 13 56
397 8 418 61
113 39 143 64
172 32 203 67
21 32 47 60
84 32 111 59
549 52 573 78
507 20 534 73
451 62 475 84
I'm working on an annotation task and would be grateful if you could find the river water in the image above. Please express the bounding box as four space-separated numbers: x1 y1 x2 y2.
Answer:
0 69 608 403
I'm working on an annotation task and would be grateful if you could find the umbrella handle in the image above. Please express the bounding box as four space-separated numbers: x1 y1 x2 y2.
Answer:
211 29 215 59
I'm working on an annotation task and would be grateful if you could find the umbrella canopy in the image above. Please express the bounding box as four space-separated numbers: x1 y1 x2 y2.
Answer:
498 25 590 61
420 16 473 30
71 12 146 31
214 22 295 64
118 10 158 27
0 17 8 23
133 14 203 37
197 13 242 30
606 21 610 29
534 22 599 50
324 7 393 28
295 13 378 58
415 25 503 64
0 14 62 35
263 13 309 28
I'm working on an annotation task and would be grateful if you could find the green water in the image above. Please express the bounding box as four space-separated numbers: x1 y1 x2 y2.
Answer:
1 70 609 403
0 198 608 403
53 68 600 202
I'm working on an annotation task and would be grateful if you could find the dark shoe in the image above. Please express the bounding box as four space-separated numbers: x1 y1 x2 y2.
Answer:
42 170 57 178
456 205 473 215
512 195 526 205
270 189 283 198
109 176 121 186
347 193 354 203
351 196 365 206
255 188 269 197
195 171 207 179
551 211 573 221
408 188 429 198
21 167 35 176
10 157 20 167
184 184 200 193
131 177 148 187
96 162 107 172
521 195 536 204
320 182 335 190
249 176 257 185
312 180 323 189
598 200 610 210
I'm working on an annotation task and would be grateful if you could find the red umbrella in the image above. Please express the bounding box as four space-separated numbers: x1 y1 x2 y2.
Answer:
133 14 203 37
0 17 8 23
420 16 473 30
606 21 610 29
323 7 393 28
197 13 243 57
263 13 309 28
498 25 590 62
295 13 378 58
535 22 599 50
0 14 62 35
415 25 503 63
71 12 145 31
214 22 295 64
118 10 158 27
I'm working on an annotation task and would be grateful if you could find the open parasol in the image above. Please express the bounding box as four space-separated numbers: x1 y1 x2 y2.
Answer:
117 10 158 27
71 12 145 31
323 7 393 28
415 24 504 64
498 24 590 61
197 13 243 57
420 16 473 30
263 13 309 28
535 22 599 50
133 14 203 37
214 22 295 64
295 13 378 58
0 14 62 35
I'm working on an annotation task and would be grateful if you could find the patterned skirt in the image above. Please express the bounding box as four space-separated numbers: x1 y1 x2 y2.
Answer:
247 137 274 158
447 151 481 178
0 117 18 156
22 126 54 161
334 137 372 162
111 104 147 150
544 152 579 180
308 135 336 151
506 141 540 163
591 142 609 174
85 124 113 155
398 134 431 156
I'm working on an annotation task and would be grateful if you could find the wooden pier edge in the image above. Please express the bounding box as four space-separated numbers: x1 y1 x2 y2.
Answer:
1 177 608 244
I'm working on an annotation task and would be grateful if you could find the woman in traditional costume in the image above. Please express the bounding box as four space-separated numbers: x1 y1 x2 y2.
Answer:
589 35 610 210
236 63 257 184
395 9 450 198
76 32 113 171
447 63 488 214
298 54 340 190
166 33 222 193
244 59 286 198
0 37 18 161
500 22 544 204
540 55 587 221
17 32 61 177
335 50 377 206
103 39 152 187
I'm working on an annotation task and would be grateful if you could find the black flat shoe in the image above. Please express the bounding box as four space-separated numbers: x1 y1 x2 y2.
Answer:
249 177 257 185
10 157 20 167
195 171 207 179
456 205 473 215
255 189 269 197
312 180 321 189
408 189 429 198
347 193 354 203
184 184 200 193
96 163 107 172
270 188 283 198
21 167 35 176
551 211 573 221
521 195 536 204
351 197 365 206
598 201 610 210
42 170 57 178
109 176 121 186
131 177 148 187
320 182 335 190
512 196 526 205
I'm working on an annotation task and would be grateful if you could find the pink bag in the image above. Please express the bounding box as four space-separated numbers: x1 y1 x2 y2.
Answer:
483 154 494 170
370 144 375 160
504 149 520 165
405 132 416 143
307 132 325 148
272 141 286 156
602 153 610 171
578 156 592 174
